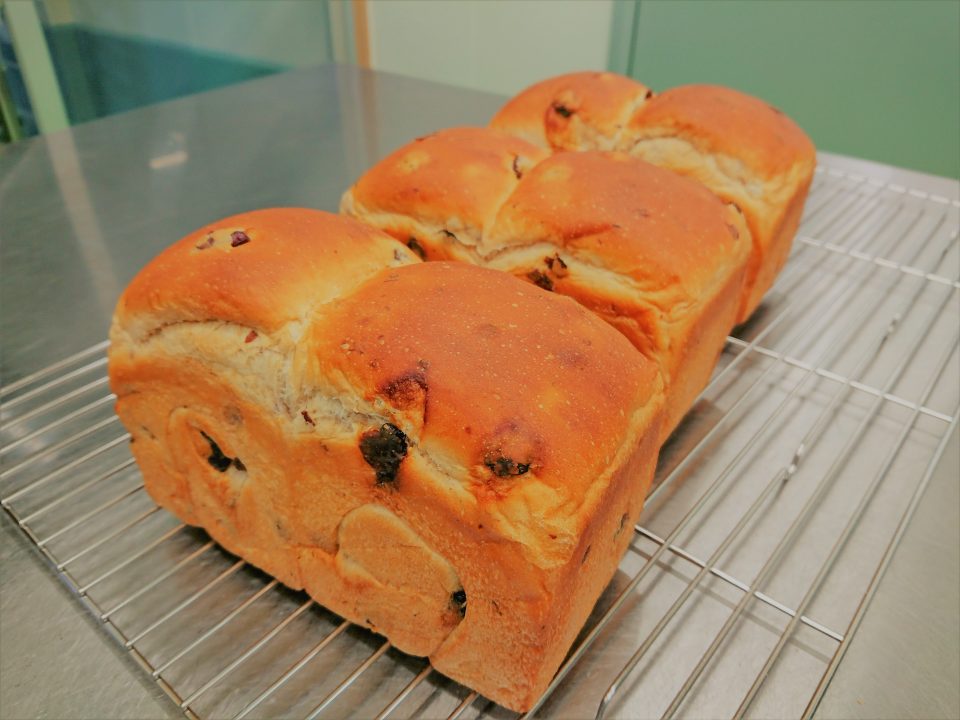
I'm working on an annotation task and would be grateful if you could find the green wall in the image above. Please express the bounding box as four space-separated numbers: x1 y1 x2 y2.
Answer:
625 0 959 179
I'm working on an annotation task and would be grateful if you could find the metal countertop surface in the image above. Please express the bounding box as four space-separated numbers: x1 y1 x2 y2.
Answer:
1 65 957 720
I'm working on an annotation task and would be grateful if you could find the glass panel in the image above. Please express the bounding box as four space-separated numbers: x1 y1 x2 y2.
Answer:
36 0 334 129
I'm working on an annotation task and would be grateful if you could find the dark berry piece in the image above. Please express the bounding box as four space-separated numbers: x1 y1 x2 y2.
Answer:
484 455 531 478
451 588 467 617
527 269 554 291
360 423 408 485
406 237 426 260
200 430 233 472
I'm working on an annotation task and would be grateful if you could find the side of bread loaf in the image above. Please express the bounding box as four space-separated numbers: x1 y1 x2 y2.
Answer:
341 128 750 440
108 208 664 712
489 73 816 322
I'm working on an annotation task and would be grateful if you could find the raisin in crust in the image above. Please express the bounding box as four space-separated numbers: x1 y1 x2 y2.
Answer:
108 208 664 712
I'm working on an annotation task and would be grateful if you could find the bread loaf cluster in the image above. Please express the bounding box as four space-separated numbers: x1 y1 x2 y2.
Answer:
108 72 814 712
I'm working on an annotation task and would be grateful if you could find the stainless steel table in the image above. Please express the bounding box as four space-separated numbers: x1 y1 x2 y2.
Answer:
1 65 957 720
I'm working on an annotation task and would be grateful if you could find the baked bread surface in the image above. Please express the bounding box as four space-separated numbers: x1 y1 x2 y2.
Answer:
342 130 750 439
108 208 664 711
343 126 550 263
490 71 652 151
486 150 750 436
625 84 816 319
490 73 817 321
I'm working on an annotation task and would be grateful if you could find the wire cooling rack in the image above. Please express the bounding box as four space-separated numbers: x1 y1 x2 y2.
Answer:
2 162 958 720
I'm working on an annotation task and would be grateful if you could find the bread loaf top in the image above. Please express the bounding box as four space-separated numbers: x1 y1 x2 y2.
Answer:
489 72 817 323
114 208 420 339
342 128 749 287
487 150 750 301
626 83 816 181
345 127 549 253
490 73 815 181
491 71 652 151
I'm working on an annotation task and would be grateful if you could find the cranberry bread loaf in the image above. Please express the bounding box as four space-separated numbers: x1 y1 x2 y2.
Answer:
490 72 816 321
341 128 750 440
107 208 664 712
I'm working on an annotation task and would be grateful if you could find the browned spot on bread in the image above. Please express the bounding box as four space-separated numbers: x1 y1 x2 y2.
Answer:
223 406 243 426
451 588 467 617
479 421 543 484
484 455 531 478
406 237 426 259
380 370 428 410
527 269 554 291
555 348 588 370
544 253 568 275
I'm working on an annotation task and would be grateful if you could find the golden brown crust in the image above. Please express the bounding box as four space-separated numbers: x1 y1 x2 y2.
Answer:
627 84 816 179
115 207 419 336
488 152 747 300
346 134 749 440
308 262 659 510
343 127 549 260
490 74 817 322
486 151 749 437
624 84 816 320
108 212 664 712
490 71 652 151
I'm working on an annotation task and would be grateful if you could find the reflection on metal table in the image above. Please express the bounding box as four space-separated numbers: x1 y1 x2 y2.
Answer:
1 65 958 720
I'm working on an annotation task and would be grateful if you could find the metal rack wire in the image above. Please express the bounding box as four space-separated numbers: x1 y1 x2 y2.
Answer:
2 161 958 720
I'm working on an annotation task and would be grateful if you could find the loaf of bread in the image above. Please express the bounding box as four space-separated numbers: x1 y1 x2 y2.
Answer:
490 72 817 321
341 127 750 440
107 208 664 712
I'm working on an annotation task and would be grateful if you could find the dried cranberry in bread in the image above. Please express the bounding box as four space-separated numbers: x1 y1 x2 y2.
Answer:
490 73 816 321
342 130 750 440
108 208 664 712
